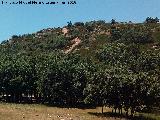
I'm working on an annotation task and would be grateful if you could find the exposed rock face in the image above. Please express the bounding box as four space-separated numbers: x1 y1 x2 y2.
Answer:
64 37 81 54
62 28 69 35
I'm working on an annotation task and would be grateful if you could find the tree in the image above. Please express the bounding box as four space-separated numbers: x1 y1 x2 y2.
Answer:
67 21 72 27
145 17 159 23
111 19 116 25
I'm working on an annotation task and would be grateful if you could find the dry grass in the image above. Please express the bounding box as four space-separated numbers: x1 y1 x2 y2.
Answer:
0 103 160 120
0 103 126 120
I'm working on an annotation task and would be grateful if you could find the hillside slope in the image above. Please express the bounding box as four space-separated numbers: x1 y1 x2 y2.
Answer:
1 20 160 56
0 20 160 116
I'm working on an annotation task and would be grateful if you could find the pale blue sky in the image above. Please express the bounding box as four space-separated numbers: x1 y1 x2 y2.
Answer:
0 0 160 41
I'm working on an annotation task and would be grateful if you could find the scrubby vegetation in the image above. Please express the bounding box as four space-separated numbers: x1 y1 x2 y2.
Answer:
0 19 160 118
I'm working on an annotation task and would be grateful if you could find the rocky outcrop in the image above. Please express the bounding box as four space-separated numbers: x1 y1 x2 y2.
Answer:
64 37 81 54
62 27 69 35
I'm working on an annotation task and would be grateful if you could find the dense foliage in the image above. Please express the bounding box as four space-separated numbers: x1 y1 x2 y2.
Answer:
0 19 160 116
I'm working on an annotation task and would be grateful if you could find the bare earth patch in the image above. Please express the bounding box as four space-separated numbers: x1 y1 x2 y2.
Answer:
64 37 81 54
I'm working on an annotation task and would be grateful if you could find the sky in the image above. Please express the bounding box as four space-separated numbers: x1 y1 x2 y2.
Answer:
0 0 160 42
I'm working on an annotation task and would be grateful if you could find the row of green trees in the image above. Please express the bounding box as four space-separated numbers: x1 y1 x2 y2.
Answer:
145 17 159 24
0 43 159 116
91 43 160 115
0 52 93 104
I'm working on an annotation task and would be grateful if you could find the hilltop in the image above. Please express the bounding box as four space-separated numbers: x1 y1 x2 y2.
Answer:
1 20 160 56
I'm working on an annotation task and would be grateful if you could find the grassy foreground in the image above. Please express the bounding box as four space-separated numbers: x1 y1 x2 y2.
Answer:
0 103 159 120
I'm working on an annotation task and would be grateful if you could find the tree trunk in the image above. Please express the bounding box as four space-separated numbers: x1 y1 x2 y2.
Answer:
131 108 134 117
30 92 33 103
6 92 9 102
102 105 104 114
19 93 22 103
126 109 129 116
118 107 122 115
118 108 121 114
115 108 117 113
120 108 122 115
38 94 42 103
2 91 4 98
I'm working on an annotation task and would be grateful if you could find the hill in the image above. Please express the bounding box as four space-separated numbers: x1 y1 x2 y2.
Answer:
0 19 160 116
